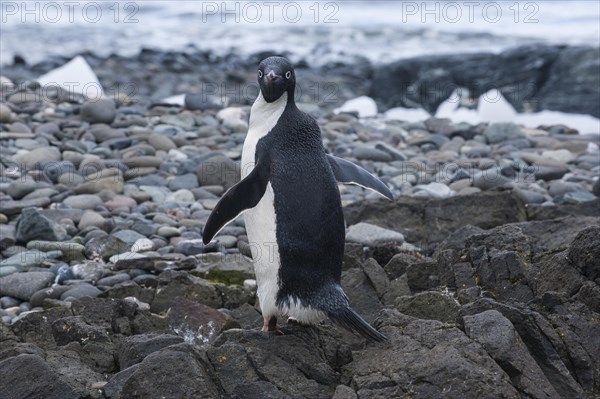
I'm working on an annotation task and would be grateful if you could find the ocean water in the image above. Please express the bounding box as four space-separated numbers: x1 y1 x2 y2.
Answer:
1 0 599 66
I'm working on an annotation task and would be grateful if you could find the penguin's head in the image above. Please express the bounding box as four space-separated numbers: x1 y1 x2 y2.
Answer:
257 56 295 103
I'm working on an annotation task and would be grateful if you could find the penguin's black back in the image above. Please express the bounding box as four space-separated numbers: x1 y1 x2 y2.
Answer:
255 102 346 310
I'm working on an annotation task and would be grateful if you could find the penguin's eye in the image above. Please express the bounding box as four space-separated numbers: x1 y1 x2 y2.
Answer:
258 70 263 78
285 71 291 79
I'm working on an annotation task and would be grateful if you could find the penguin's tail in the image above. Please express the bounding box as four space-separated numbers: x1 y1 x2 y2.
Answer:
327 306 388 342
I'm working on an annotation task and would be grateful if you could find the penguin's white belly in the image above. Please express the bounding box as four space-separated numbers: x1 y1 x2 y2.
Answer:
242 92 285 320
243 183 280 319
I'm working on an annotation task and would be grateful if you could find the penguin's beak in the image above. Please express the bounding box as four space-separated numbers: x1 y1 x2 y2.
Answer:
266 70 281 82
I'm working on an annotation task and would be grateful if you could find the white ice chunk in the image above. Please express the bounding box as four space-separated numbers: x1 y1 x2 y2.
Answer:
37 56 104 100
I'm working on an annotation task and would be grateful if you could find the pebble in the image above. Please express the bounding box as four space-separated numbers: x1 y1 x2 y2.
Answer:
0 103 12 123
80 99 117 124
216 235 238 248
541 149 575 164
166 189 195 203
346 222 404 246
60 283 102 300
7 179 38 200
109 252 147 264
157 226 181 238
168 174 199 191
63 194 103 209
15 208 68 243
483 123 526 144
72 262 105 281
413 182 453 199
0 271 55 300
513 188 547 204
113 229 147 245
197 156 240 189
0 296 21 309
0 250 62 274
78 210 106 230
96 273 131 286
13 147 61 169
353 145 393 162
131 238 154 252
554 191 597 204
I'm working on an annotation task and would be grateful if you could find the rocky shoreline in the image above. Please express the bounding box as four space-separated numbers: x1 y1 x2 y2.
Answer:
3 44 599 117
1 51 600 398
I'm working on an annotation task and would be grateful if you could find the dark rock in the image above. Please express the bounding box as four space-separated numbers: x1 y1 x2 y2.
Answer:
472 170 511 190
45 348 107 398
464 310 561 398
167 297 236 344
0 271 55 300
467 225 535 302
151 270 222 313
117 333 184 369
361 258 390 298
52 316 110 346
567 226 600 284
16 208 67 243
345 309 519 398
209 325 352 398
80 99 117 124
395 291 460 323
0 342 45 362
383 253 416 279
341 268 384 324
85 235 128 260
196 253 254 285
536 46 600 118
100 281 155 305
105 343 221 399
0 354 79 399
10 306 72 349
228 303 263 330
460 299 588 398
96 273 130 287
370 44 563 114
344 192 525 250
515 216 598 254
534 166 569 181
30 286 71 308
60 283 102 300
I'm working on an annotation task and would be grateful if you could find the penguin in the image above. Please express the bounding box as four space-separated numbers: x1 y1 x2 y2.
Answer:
202 56 393 342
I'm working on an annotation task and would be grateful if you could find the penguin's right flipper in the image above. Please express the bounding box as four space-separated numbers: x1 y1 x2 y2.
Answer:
202 158 270 244
328 306 388 342
327 155 394 200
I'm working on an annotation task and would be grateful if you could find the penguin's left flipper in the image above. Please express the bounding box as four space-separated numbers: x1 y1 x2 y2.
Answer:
202 158 270 244
327 155 394 200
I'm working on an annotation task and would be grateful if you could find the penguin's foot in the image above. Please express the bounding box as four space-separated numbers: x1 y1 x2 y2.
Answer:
262 316 284 335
